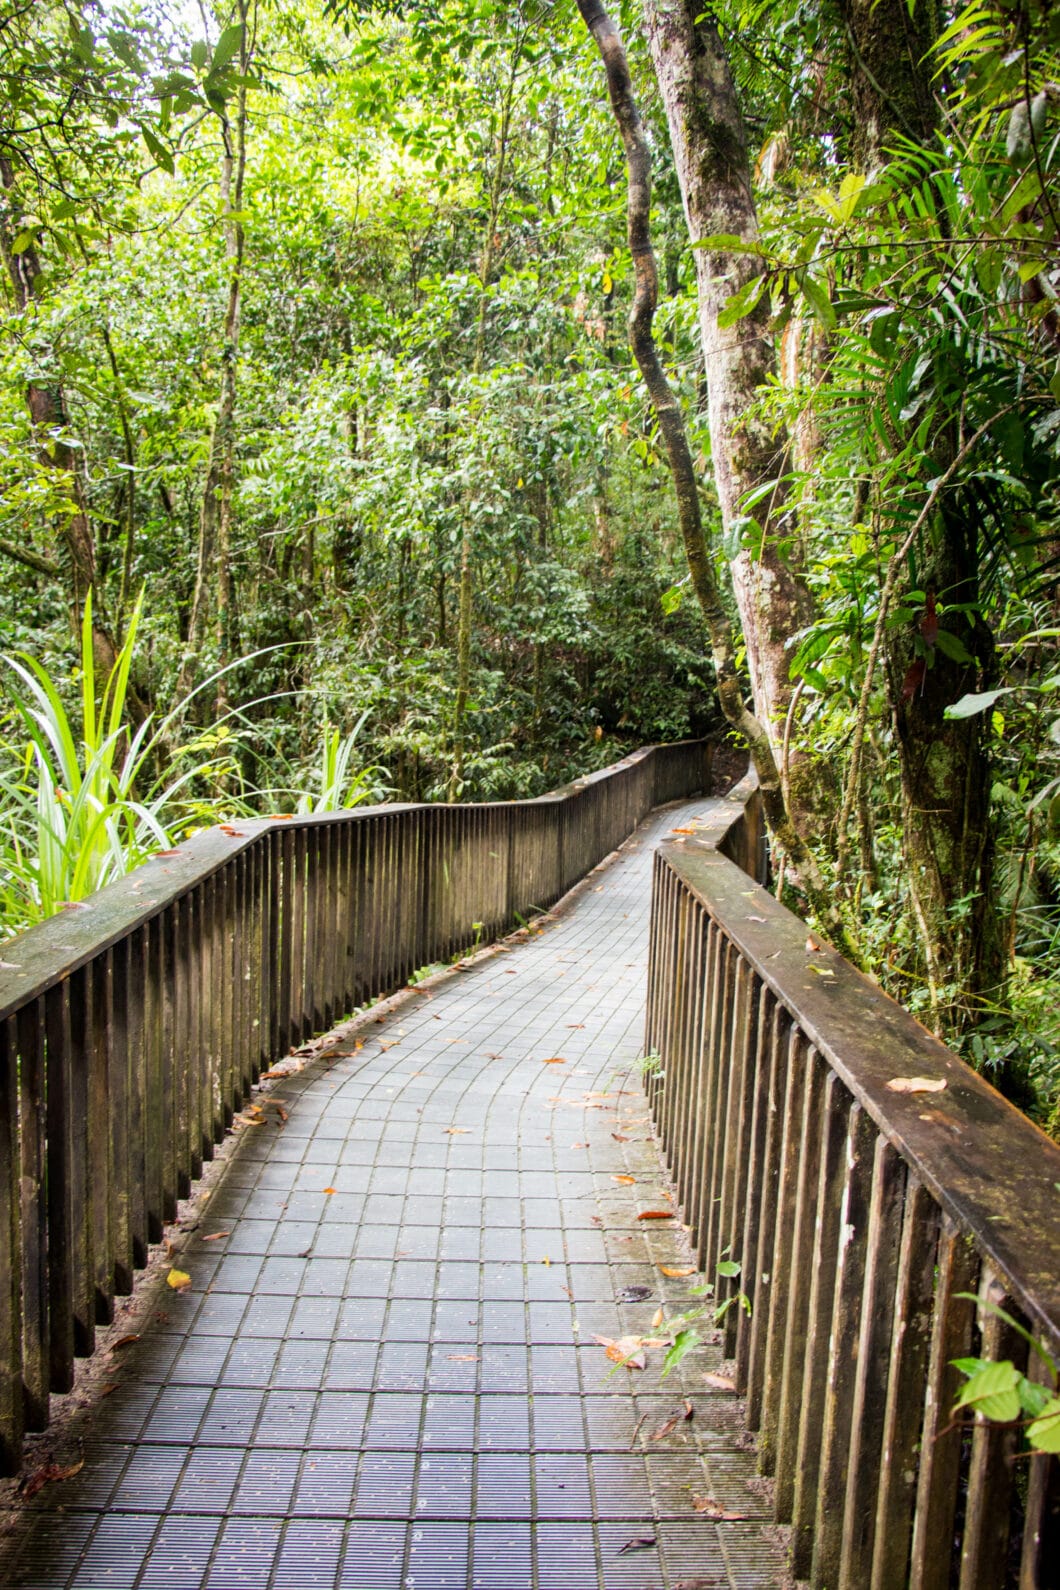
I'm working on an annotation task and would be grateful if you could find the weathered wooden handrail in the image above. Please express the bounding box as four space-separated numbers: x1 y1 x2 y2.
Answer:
0 739 709 1470
645 775 1060 1590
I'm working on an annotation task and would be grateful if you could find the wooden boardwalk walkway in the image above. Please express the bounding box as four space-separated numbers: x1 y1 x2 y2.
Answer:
0 798 786 1590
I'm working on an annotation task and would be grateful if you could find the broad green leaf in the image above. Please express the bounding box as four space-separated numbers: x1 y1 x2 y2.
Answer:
1028 1396 1060 1453
944 688 1014 720
717 273 765 330
953 1359 1021 1421
210 23 244 75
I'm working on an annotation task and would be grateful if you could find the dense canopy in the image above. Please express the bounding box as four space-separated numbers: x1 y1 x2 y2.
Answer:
0 0 1057 1131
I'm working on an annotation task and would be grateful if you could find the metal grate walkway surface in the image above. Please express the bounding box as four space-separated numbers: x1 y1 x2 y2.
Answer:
0 799 786 1590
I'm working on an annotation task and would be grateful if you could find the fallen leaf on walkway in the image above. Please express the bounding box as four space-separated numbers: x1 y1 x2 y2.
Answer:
166 1269 192 1291
323 1187 337 1195
747 914 766 922
109 1334 140 1351
446 1354 479 1362
566 1023 585 1029
651 1307 665 1329
20 1455 84 1498
617 1536 656 1554
692 1496 752 1519
571 1142 589 1149
637 1210 673 1220
542 1256 551 1267
379 1040 400 1051
593 1333 648 1369
611 1132 629 1142
886 1075 947 1094
704 1372 736 1391
444 1127 470 1135
541 1056 566 1064
200 1231 230 1242
683 1399 694 1419
611 1174 636 1185
660 1265 695 1278
218 825 245 837
649 1413 680 1441
618 1285 653 1303
561 1286 575 1300
671 827 697 834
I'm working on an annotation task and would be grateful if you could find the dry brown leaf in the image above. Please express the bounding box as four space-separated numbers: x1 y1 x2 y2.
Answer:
218 825 245 837
704 1372 736 1391
671 826 696 834
571 1141 589 1149
617 1536 656 1554
323 1187 337 1195
692 1496 752 1520
444 1127 470 1135
541 1056 566 1065
593 1333 648 1370
649 1414 679 1442
683 1399 694 1421
446 1354 479 1362
611 1174 636 1185
886 1075 947 1094
109 1333 140 1352
166 1269 191 1292
636 1210 673 1221
20 1456 84 1498
566 1023 585 1029
651 1306 665 1330
659 1265 695 1278
611 1131 629 1142
200 1231 230 1242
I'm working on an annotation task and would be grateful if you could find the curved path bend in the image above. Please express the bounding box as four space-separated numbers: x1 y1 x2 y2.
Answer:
0 798 786 1590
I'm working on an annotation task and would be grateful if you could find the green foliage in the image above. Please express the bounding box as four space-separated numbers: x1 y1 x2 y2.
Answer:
0 595 232 933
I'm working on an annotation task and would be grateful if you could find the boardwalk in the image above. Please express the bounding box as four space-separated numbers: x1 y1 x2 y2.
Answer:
0 798 786 1590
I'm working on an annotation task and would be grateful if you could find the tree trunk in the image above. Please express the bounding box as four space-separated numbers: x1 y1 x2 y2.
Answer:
837 0 938 166
575 0 858 961
179 7 249 705
449 31 522 800
638 0 817 803
0 156 116 672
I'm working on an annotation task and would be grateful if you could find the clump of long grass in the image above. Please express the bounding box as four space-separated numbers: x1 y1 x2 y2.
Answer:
0 595 234 936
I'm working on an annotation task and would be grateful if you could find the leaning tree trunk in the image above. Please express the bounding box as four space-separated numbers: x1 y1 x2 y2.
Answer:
638 0 821 821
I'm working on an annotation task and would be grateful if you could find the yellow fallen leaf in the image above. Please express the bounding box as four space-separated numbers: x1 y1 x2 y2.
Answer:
704 1371 736 1391
612 1174 636 1185
659 1265 695 1278
444 1127 471 1135
886 1075 947 1094
651 1306 665 1329
541 1056 567 1065
167 1269 191 1291
323 1187 337 1195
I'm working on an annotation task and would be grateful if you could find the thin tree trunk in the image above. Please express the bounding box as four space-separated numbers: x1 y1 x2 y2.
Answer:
0 156 115 670
449 34 522 800
179 5 249 705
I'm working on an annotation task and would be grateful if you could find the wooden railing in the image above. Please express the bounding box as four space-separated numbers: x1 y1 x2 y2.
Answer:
0 739 709 1471
645 775 1060 1590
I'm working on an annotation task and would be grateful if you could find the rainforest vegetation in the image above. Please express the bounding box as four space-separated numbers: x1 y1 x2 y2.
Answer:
0 0 1058 1131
